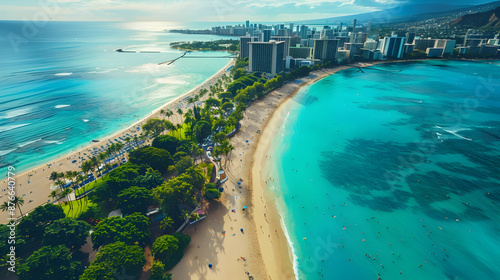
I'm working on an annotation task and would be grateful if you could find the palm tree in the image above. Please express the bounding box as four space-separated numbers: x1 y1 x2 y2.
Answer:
12 196 24 216
180 209 192 223
177 108 183 123
160 217 175 231
0 202 9 212
176 123 183 139
160 109 166 120
49 190 60 204
0 255 22 276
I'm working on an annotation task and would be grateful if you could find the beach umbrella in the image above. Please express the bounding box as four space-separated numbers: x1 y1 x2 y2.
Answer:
232 209 235 213
243 206 247 210
237 182 241 185
240 228 244 232
208 263 213 268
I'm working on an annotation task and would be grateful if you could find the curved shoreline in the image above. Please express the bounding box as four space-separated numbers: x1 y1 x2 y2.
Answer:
0 59 234 222
248 58 499 279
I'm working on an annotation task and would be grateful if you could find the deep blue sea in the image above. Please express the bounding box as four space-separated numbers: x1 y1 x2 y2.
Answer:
0 21 232 174
267 60 500 280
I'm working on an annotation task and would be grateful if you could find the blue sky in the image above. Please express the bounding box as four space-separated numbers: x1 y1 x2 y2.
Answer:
0 0 493 22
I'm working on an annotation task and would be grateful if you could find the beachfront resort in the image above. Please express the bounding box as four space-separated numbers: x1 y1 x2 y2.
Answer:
1 1 500 280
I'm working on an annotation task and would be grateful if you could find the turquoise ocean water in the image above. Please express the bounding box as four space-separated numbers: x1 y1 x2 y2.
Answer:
267 60 500 280
0 21 232 174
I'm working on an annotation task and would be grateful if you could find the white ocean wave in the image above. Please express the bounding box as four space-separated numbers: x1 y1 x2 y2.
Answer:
18 138 42 148
55 105 71 109
55 72 73 76
0 123 30 133
83 119 89 122
0 149 16 157
0 108 32 119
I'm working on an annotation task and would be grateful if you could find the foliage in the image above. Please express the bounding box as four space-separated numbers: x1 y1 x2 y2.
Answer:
80 241 145 280
175 156 194 174
170 39 238 51
129 146 174 172
204 188 221 200
150 260 172 280
153 180 195 221
194 120 212 142
173 151 188 162
152 135 180 155
42 218 91 250
18 245 82 280
152 233 191 270
91 213 150 249
134 167 165 190
117 186 153 215
18 204 65 241
143 118 169 137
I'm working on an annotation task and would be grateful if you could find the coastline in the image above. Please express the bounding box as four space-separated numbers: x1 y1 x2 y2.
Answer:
248 65 355 279
246 58 500 279
0 58 235 222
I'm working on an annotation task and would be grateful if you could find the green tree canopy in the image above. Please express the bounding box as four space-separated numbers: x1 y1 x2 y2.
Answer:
143 118 166 137
194 120 212 142
153 180 194 220
129 147 174 172
152 233 190 270
180 166 206 190
173 151 188 162
152 135 180 155
150 260 172 280
204 188 221 200
175 156 194 175
80 241 145 280
221 102 234 113
117 186 153 215
91 213 150 249
134 167 165 190
18 204 65 241
18 245 82 280
42 218 91 250
205 98 220 108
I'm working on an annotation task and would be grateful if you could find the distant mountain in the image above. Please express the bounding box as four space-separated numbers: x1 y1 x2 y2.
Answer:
451 6 500 28
299 3 471 24
300 1 500 25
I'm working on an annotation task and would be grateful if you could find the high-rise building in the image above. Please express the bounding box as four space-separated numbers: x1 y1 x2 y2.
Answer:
248 40 285 75
246 20 250 28
312 39 339 61
434 39 456 56
289 46 312 58
239 35 258 59
350 33 368 44
353 19 357 33
414 38 436 51
344 43 364 58
405 32 416 44
271 36 292 58
381 36 406 59
299 25 308 39
262 29 272 42
364 40 379 50
426 48 444 58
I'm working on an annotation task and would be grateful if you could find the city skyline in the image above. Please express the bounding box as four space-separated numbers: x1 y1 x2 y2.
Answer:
0 0 494 22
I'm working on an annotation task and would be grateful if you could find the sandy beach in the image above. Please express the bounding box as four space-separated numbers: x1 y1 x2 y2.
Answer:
0 59 235 222
3 60 385 279
169 64 364 280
